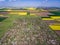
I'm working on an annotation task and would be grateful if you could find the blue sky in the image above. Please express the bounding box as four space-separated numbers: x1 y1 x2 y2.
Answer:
0 0 60 8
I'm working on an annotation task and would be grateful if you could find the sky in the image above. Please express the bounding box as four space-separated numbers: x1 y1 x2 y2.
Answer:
0 0 60 8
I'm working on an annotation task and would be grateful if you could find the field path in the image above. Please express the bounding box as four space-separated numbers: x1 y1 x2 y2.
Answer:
0 16 60 45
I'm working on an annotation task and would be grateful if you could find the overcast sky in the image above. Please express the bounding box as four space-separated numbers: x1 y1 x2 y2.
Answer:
0 0 60 8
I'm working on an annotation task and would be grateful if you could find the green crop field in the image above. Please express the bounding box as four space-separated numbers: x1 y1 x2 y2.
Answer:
0 17 7 22
0 14 20 38
50 11 60 16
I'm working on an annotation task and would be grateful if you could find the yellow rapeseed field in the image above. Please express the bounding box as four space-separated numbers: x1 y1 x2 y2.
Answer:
9 12 27 15
0 15 4 17
27 8 36 10
18 12 27 15
7 9 12 11
49 25 60 30
51 16 60 19
42 18 54 20
30 13 36 16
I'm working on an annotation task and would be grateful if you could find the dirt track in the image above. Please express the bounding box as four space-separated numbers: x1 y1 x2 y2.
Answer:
0 17 60 45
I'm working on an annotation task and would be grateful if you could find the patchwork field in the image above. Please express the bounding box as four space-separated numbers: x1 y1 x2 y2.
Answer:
0 9 60 45
42 11 60 36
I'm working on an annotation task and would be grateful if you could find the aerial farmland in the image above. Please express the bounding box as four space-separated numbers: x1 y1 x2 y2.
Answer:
0 7 60 45
0 0 60 45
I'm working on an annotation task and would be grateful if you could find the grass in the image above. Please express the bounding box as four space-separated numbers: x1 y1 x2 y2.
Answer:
0 14 20 38
0 17 7 22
